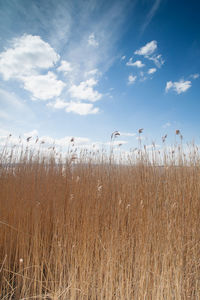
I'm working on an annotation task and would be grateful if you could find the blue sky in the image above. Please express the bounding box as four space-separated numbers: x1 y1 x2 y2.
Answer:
0 0 199 150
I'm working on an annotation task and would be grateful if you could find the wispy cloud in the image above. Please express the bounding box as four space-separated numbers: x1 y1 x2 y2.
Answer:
162 122 171 128
0 1 131 116
148 68 157 74
88 33 99 47
165 79 192 94
147 54 164 68
128 75 137 85
190 73 199 79
141 0 162 33
0 87 35 128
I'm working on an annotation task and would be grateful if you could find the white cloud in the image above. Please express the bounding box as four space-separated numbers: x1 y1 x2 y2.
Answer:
119 132 136 137
85 69 100 78
23 72 66 100
165 81 173 92
126 58 145 68
146 144 160 149
106 140 128 146
88 33 99 47
139 71 147 82
162 122 171 128
0 34 60 80
57 60 72 75
0 87 34 119
135 40 157 56
0 35 66 101
148 68 157 74
148 54 164 68
0 111 11 120
121 55 126 60
134 40 164 68
65 101 99 115
165 79 192 94
48 98 98 117
47 98 68 109
24 130 38 138
69 78 102 102
0 128 10 136
128 75 137 85
191 73 199 79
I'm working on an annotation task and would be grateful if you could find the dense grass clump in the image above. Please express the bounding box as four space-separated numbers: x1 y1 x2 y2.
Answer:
0 140 200 299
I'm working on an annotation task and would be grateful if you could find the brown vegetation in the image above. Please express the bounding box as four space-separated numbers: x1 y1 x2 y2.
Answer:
0 140 200 299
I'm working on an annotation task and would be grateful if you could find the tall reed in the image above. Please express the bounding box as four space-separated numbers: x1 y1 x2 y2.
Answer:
0 139 200 299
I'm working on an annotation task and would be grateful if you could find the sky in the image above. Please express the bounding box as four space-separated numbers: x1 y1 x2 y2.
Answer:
0 0 200 151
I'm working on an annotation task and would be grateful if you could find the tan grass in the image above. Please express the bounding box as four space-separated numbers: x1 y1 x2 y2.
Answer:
0 140 200 299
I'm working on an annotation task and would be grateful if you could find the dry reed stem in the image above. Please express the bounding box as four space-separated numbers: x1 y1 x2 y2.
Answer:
0 142 200 299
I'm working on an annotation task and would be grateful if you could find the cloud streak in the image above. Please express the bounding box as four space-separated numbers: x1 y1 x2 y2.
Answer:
141 0 162 33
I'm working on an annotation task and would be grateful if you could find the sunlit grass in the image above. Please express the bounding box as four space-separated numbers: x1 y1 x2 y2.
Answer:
0 134 200 299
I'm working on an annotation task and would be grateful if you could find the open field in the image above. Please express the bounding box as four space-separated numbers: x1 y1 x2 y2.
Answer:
0 141 200 299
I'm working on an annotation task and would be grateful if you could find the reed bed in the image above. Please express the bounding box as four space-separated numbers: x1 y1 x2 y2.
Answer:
0 137 200 299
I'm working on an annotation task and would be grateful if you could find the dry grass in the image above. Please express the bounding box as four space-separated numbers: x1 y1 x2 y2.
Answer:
0 140 200 299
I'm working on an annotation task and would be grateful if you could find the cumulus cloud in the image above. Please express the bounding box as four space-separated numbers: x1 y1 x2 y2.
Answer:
128 75 137 84
0 34 60 80
69 78 102 102
88 33 99 47
148 68 157 74
0 34 66 101
48 98 99 115
135 40 157 56
126 58 145 68
57 60 72 75
165 79 192 94
121 55 126 60
23 72 66 100
65 101 99 115
134 40 164 68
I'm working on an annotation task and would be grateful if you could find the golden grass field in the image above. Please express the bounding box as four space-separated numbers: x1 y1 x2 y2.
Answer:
0 135 200 299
